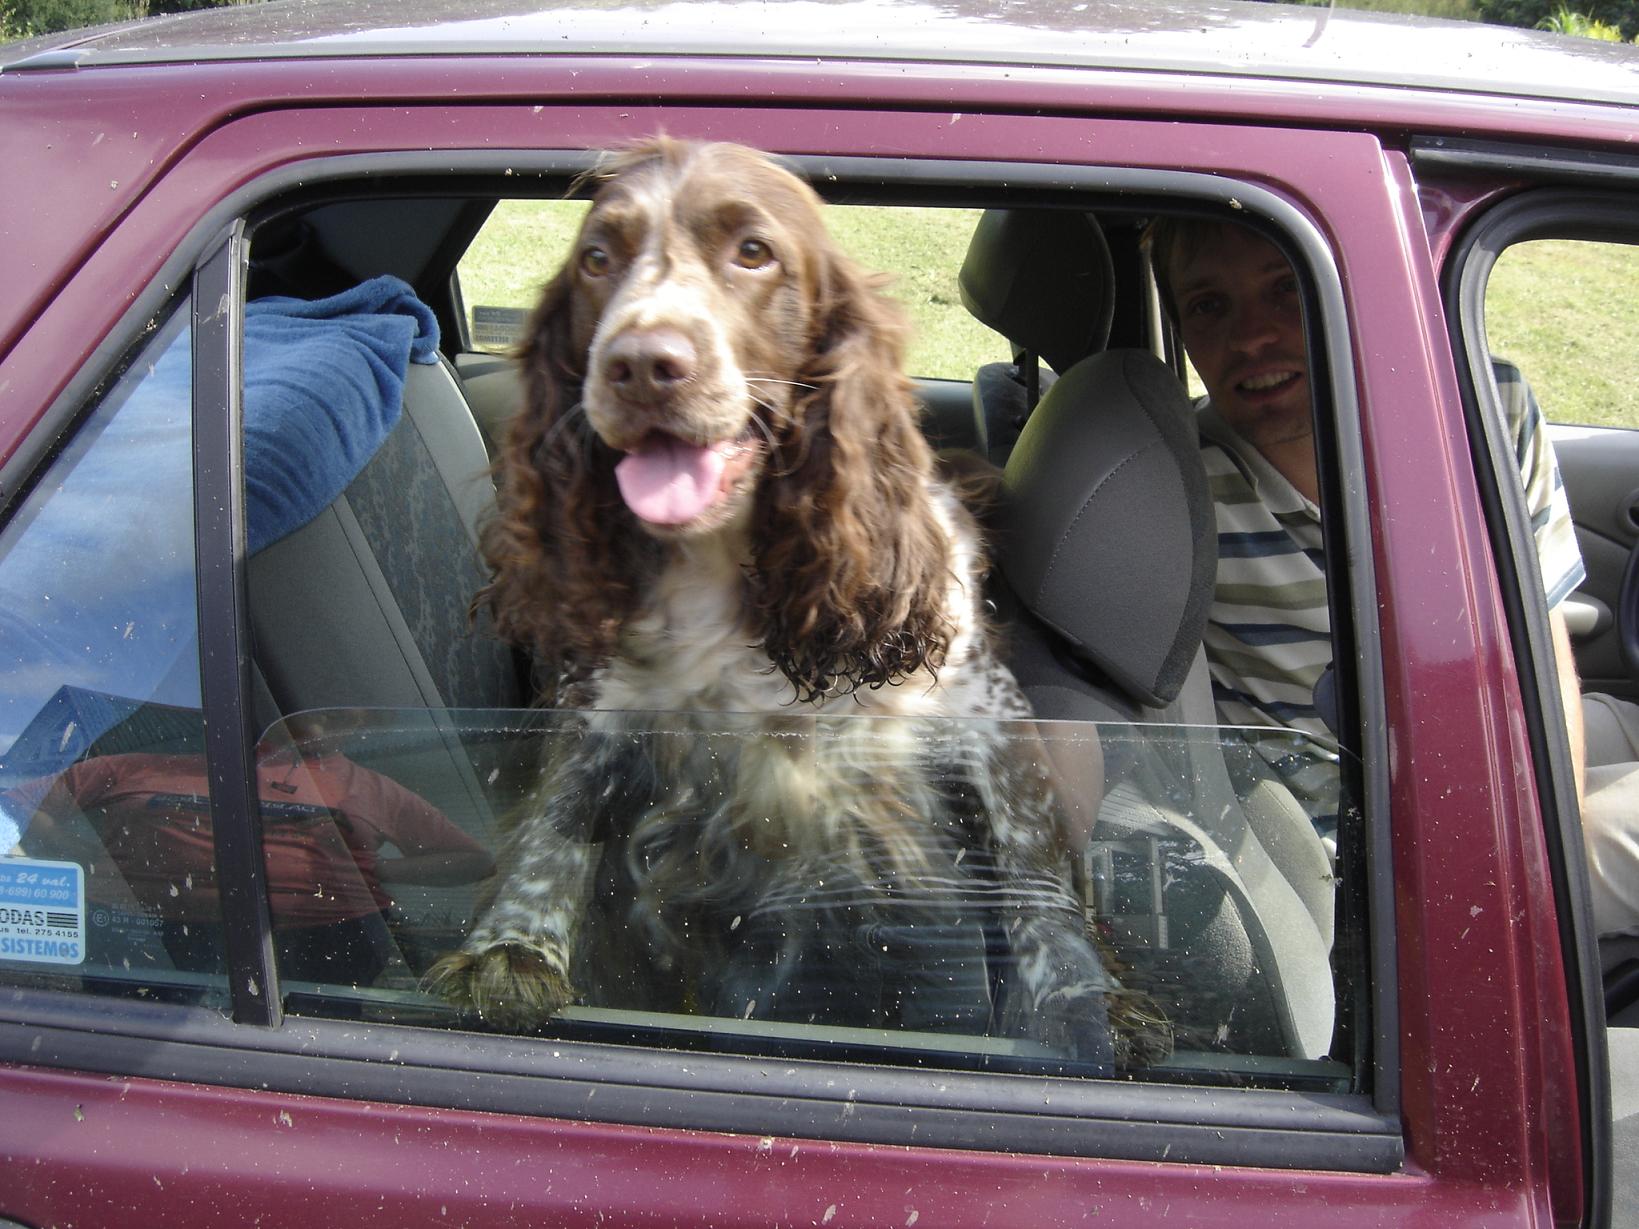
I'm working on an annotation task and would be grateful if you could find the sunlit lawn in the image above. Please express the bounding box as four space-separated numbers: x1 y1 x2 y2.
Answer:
1486 239 1639 429
459 202 1638 428
457 200 1008 380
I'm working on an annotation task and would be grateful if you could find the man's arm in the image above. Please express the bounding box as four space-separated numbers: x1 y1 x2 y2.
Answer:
1493 360 1586 803
1550 606 1586 804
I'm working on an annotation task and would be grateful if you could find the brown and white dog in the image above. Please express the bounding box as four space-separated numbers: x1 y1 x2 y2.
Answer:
426 139 1119 1065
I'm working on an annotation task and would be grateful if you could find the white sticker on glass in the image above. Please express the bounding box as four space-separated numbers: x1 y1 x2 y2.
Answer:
0 858 85 965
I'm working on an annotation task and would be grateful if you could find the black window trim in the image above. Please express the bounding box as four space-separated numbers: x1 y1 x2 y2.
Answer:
193 225 283 1028
0 148 1396 1175
1412 135 1639 190
1443 185 1635 1229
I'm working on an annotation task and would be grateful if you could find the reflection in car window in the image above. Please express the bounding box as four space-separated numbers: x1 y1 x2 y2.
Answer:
252 709 494 993
262 708 1351 1091
0 302 226 1001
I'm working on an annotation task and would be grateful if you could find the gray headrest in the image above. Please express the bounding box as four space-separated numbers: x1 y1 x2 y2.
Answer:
999 350 1214 707
958 210 1115 375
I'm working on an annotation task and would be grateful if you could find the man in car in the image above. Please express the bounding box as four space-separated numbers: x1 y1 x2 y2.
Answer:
1145 215 1639 938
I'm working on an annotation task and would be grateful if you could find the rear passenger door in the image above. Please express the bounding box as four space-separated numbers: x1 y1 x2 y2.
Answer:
1435 153 1639 1224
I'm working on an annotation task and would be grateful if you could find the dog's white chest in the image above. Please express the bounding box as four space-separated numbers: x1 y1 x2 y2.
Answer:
596 542 793 714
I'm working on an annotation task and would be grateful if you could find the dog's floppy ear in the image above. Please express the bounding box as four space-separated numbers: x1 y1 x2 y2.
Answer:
750 249 957 700
477 267 644 693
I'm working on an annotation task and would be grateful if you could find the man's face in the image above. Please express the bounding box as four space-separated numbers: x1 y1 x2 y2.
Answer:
1169 226 1312 458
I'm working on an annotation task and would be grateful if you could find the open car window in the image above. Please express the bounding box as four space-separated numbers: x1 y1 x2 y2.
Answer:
1486 238 1639 431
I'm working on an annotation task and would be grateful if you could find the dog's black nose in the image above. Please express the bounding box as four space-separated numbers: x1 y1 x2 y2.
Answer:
604 327 697 402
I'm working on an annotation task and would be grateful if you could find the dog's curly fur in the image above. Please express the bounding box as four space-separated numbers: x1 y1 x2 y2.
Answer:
426 139 1126 1066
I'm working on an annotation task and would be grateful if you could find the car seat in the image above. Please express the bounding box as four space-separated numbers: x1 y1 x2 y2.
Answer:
248 355 517 724
957 209 1116 465
246 350 522 983
967 210 1337 1060
244 212 521 742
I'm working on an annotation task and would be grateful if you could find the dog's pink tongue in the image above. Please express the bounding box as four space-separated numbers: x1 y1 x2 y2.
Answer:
614 435 733 525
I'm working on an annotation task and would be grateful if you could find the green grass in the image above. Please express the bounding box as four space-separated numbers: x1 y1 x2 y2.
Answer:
457 200 1007 380
1486 240 1639 429
823 206 1008 379
458 203 1639 428
458 198 585 318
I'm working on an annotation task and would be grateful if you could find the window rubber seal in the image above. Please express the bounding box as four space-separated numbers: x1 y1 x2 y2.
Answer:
192 225 282 1027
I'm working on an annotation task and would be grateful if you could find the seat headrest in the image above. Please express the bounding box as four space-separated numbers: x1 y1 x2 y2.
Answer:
998 350 1215 707
958 210 1115 376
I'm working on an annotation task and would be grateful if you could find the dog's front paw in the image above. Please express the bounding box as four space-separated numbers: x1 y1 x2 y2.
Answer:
424 942 577 1031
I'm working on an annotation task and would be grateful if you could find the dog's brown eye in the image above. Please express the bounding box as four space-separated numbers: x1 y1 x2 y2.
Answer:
734 238 775 269
580 246 612 277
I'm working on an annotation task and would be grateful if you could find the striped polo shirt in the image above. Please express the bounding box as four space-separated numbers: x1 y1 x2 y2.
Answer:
1199 358 1585 821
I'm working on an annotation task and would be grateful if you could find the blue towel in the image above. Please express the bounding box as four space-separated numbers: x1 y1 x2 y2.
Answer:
243 275 441 555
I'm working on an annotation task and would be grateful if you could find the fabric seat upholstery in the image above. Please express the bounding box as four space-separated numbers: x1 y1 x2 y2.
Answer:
249 357 518 720
995 346 1337 1060
247 355 519 977
958 209 1117 464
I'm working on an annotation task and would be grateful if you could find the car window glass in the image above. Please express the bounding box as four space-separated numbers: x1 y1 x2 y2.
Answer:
1486 238 1639 429
0 302 227 1003
456 199 585 353
258 706 1353 1089
455 200 1005 380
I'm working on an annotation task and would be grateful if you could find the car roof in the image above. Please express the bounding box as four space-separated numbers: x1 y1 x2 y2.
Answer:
5 0 1638 108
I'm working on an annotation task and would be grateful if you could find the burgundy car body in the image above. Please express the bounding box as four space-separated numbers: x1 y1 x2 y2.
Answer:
1 2 1634 1225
